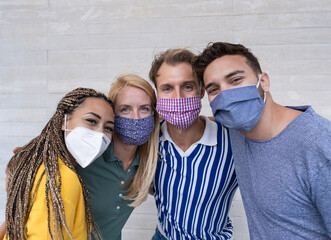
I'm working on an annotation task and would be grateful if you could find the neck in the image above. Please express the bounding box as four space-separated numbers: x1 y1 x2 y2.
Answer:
167 116 205 152
113 135 138 171
243 94 302 141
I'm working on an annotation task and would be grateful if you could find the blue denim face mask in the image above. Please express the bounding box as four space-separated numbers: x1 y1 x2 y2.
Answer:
114 115 154 145
210 77 265 132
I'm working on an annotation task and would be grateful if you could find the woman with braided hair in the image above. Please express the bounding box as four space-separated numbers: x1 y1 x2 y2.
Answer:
3 88 115 240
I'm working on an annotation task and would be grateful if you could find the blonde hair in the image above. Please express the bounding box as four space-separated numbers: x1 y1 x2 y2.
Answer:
5 88 112 240
108 74 160 207
149 48 202 91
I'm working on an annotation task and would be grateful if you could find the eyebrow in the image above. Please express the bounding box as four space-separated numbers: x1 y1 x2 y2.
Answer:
159 80 196 87
205 70 245 90
85 112 114 124
182 80 196 83
205 82 217 90
158 83 172 88
117 104 130 108
225 70 245 79
181 80 197 86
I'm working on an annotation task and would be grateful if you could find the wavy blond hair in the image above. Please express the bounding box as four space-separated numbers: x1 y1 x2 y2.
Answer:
108 74 159 207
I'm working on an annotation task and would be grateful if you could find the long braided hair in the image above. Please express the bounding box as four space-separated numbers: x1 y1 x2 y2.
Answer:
5 88 113 240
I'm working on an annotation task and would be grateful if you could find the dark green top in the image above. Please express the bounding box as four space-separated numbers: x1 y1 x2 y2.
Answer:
77 142 140 240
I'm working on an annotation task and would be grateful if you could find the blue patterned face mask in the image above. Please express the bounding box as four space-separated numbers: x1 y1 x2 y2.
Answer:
114 115 155 145
210 77 265 132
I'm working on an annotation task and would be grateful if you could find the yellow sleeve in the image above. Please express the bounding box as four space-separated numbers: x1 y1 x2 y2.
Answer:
26 159 87 239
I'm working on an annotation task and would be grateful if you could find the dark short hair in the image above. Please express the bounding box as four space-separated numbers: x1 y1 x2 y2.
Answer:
149 48 198 88
194 42 262 86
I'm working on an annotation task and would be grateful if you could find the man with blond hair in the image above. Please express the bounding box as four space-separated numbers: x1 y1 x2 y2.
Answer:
149 48 238 240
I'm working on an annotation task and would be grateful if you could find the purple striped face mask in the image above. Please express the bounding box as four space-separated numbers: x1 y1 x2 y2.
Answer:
156 96 202 130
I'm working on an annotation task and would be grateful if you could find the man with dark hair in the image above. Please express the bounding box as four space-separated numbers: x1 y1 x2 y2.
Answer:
150 48 238 240
194 42 331 239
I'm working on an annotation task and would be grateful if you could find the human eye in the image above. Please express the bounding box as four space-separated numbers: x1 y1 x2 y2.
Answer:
104 125 114 133
207 87 220 96
140 106 152 113
162 86 171 92
231 77 243 85
120 107 130 113
183 84 194 91
86 118 97 125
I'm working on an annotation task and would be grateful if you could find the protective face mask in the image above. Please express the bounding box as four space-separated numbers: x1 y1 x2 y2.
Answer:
156 96 202 130
114 115 154 145
210 76 265 132
64 115 111 168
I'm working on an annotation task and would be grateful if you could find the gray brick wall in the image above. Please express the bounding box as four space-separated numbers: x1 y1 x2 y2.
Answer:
1 1 330 239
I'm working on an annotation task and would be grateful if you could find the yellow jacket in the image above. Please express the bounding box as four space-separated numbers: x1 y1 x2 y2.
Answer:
25 158 87 239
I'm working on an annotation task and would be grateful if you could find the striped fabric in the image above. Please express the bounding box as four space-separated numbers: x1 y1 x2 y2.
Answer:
154 117 238 240
156 96 202 130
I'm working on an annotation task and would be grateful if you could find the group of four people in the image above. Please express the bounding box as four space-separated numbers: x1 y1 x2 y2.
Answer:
1 42 330 240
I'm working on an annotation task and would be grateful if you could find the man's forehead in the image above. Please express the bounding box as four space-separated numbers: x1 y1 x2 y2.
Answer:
156 63 195 83
158 79 197 86
208 56 251 75
159 62 193 73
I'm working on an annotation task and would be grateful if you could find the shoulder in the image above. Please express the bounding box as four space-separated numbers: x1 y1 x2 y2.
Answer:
59 160 80 182
201 115 229 136
286 107 331 177
199 116 231 147
290 106 331 143
58 159 83 202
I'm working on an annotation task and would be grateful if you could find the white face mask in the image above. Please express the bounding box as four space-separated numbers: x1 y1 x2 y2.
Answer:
64 115 111 168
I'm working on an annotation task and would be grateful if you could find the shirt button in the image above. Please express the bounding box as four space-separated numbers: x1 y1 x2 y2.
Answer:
119 193 123 197
128 169 131 172
121 181 124 184
116 206 120 210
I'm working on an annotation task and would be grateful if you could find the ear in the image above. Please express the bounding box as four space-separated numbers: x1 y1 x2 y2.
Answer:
260 72 270 93
61 118 65 131
61 115 67 131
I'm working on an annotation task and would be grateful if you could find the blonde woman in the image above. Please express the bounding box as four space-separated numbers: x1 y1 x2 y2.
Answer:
77 74 160 240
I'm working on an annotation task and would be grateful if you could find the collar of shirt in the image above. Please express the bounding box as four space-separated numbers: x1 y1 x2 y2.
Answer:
160 115 218 147
102 141 140 167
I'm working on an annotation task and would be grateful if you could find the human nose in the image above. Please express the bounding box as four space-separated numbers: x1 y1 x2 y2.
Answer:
95 125 105 133
171 88 183 99
131 110 140 119
219 83 231 92
222 85 231 91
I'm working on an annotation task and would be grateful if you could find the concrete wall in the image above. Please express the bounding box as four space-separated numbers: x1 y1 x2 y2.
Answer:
0 1 330 239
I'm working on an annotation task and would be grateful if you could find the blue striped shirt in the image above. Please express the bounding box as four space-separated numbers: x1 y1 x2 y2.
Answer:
154 116 238 240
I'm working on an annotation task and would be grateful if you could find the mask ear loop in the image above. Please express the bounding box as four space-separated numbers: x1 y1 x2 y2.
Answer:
64 114 68 132
64 114 72 139
256 74 266 102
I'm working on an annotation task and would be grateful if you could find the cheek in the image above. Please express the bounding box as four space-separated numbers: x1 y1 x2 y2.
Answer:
190 85 200 96
156 87 170 99
105 132 113 141
208 95 216 103
141 112 152 118
157 91 166 99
